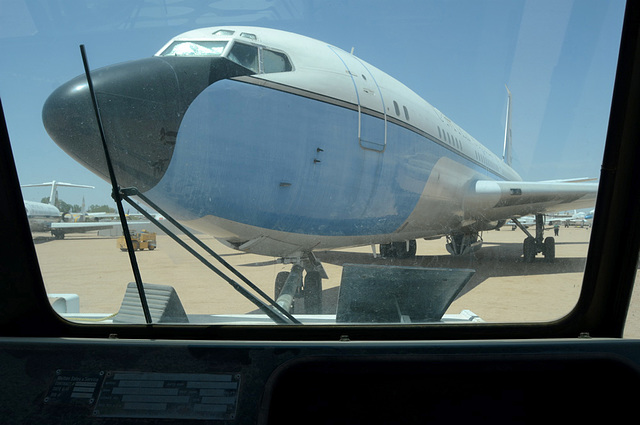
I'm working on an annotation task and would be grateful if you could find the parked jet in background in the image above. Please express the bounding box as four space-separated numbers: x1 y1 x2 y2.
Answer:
507 216 536 230
42 27 597 300
22 181 116 239
548 210 595 227
69 204 164 223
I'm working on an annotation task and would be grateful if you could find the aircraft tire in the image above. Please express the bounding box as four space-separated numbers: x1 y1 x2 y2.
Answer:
275 271 289 299
383 240 417 259
304 271 322 314
523 236 536 263
395 240 417 259
543 237 555 262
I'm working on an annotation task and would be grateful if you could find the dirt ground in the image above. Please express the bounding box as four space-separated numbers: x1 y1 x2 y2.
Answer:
33 225 640 337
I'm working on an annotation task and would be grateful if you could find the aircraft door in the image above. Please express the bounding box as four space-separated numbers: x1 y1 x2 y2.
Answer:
330 48 387 151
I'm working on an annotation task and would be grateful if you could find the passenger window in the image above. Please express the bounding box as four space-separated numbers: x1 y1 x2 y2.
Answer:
262 49 292 73
403 106 410 121
393 101 400 116
228 42 259 73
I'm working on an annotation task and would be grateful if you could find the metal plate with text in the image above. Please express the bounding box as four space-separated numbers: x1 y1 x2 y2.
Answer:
94 371 240 420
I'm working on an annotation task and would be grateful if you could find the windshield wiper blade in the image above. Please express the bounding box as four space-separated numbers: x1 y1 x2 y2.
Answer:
80 45 153 325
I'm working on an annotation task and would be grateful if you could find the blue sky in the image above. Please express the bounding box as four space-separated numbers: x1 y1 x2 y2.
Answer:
0 0 626 207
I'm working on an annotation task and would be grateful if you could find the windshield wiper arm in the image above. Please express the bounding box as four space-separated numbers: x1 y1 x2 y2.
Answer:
120 187 301 324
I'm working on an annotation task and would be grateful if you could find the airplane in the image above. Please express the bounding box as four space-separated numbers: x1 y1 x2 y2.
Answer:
585 210 595 226
69 206 163 223
506 215 536 230
42 26 597 304
547 209 595 227
21 180 118 239
63 197 110 222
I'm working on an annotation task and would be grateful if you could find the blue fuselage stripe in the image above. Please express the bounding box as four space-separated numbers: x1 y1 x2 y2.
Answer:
147 79 501 237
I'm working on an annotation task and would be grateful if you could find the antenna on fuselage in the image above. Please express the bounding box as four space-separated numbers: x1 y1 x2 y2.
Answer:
503 85 513 167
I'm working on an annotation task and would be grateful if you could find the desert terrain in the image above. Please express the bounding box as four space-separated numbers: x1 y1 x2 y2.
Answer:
32 225 640 337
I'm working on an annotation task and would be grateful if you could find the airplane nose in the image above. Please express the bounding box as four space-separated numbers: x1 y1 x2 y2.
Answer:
43 56 252 192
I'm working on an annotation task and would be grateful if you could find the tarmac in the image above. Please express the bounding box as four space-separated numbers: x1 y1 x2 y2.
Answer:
32 225 640 337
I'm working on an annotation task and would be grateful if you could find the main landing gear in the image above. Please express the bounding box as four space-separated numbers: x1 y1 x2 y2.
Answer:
274 252 326 314
511 213 555 262
378 234 483 259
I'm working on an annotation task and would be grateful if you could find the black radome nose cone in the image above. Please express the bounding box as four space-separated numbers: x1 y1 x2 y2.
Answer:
43 57 182 192
43 55 256 192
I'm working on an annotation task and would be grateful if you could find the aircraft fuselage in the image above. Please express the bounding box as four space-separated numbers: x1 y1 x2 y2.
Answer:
43 27 544 258
24 200 61 232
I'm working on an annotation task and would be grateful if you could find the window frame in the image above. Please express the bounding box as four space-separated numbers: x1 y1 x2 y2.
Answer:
225 40 294 74
159 40 230 57
260 47 293 73
0 4 638 341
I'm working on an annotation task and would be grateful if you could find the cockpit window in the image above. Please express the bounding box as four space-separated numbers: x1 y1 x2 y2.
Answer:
228 42 259 73
262 49 292 73
240 32 257 40
159 39 290 75
160 40 228 57
213 29 235 36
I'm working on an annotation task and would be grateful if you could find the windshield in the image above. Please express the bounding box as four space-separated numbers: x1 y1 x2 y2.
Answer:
1 1 635 331
159 40 228 57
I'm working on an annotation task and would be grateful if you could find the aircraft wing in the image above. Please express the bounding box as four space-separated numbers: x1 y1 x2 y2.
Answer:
548 214 583 223
466 180 597 220
50 221 152 239
51 222 151 233
50 221 118 234
85 212 147 220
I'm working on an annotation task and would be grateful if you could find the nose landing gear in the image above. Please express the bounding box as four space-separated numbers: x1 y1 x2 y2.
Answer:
274 253 326 314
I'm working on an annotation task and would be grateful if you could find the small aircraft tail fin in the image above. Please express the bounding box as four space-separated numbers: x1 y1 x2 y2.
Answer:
21 180 94 206
503 85 512 167
79 197 87 221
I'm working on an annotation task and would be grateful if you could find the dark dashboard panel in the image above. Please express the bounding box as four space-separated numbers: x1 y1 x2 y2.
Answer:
1 337 638 424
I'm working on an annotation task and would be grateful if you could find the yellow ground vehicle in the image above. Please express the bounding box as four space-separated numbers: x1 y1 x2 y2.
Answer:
117 230 156 251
